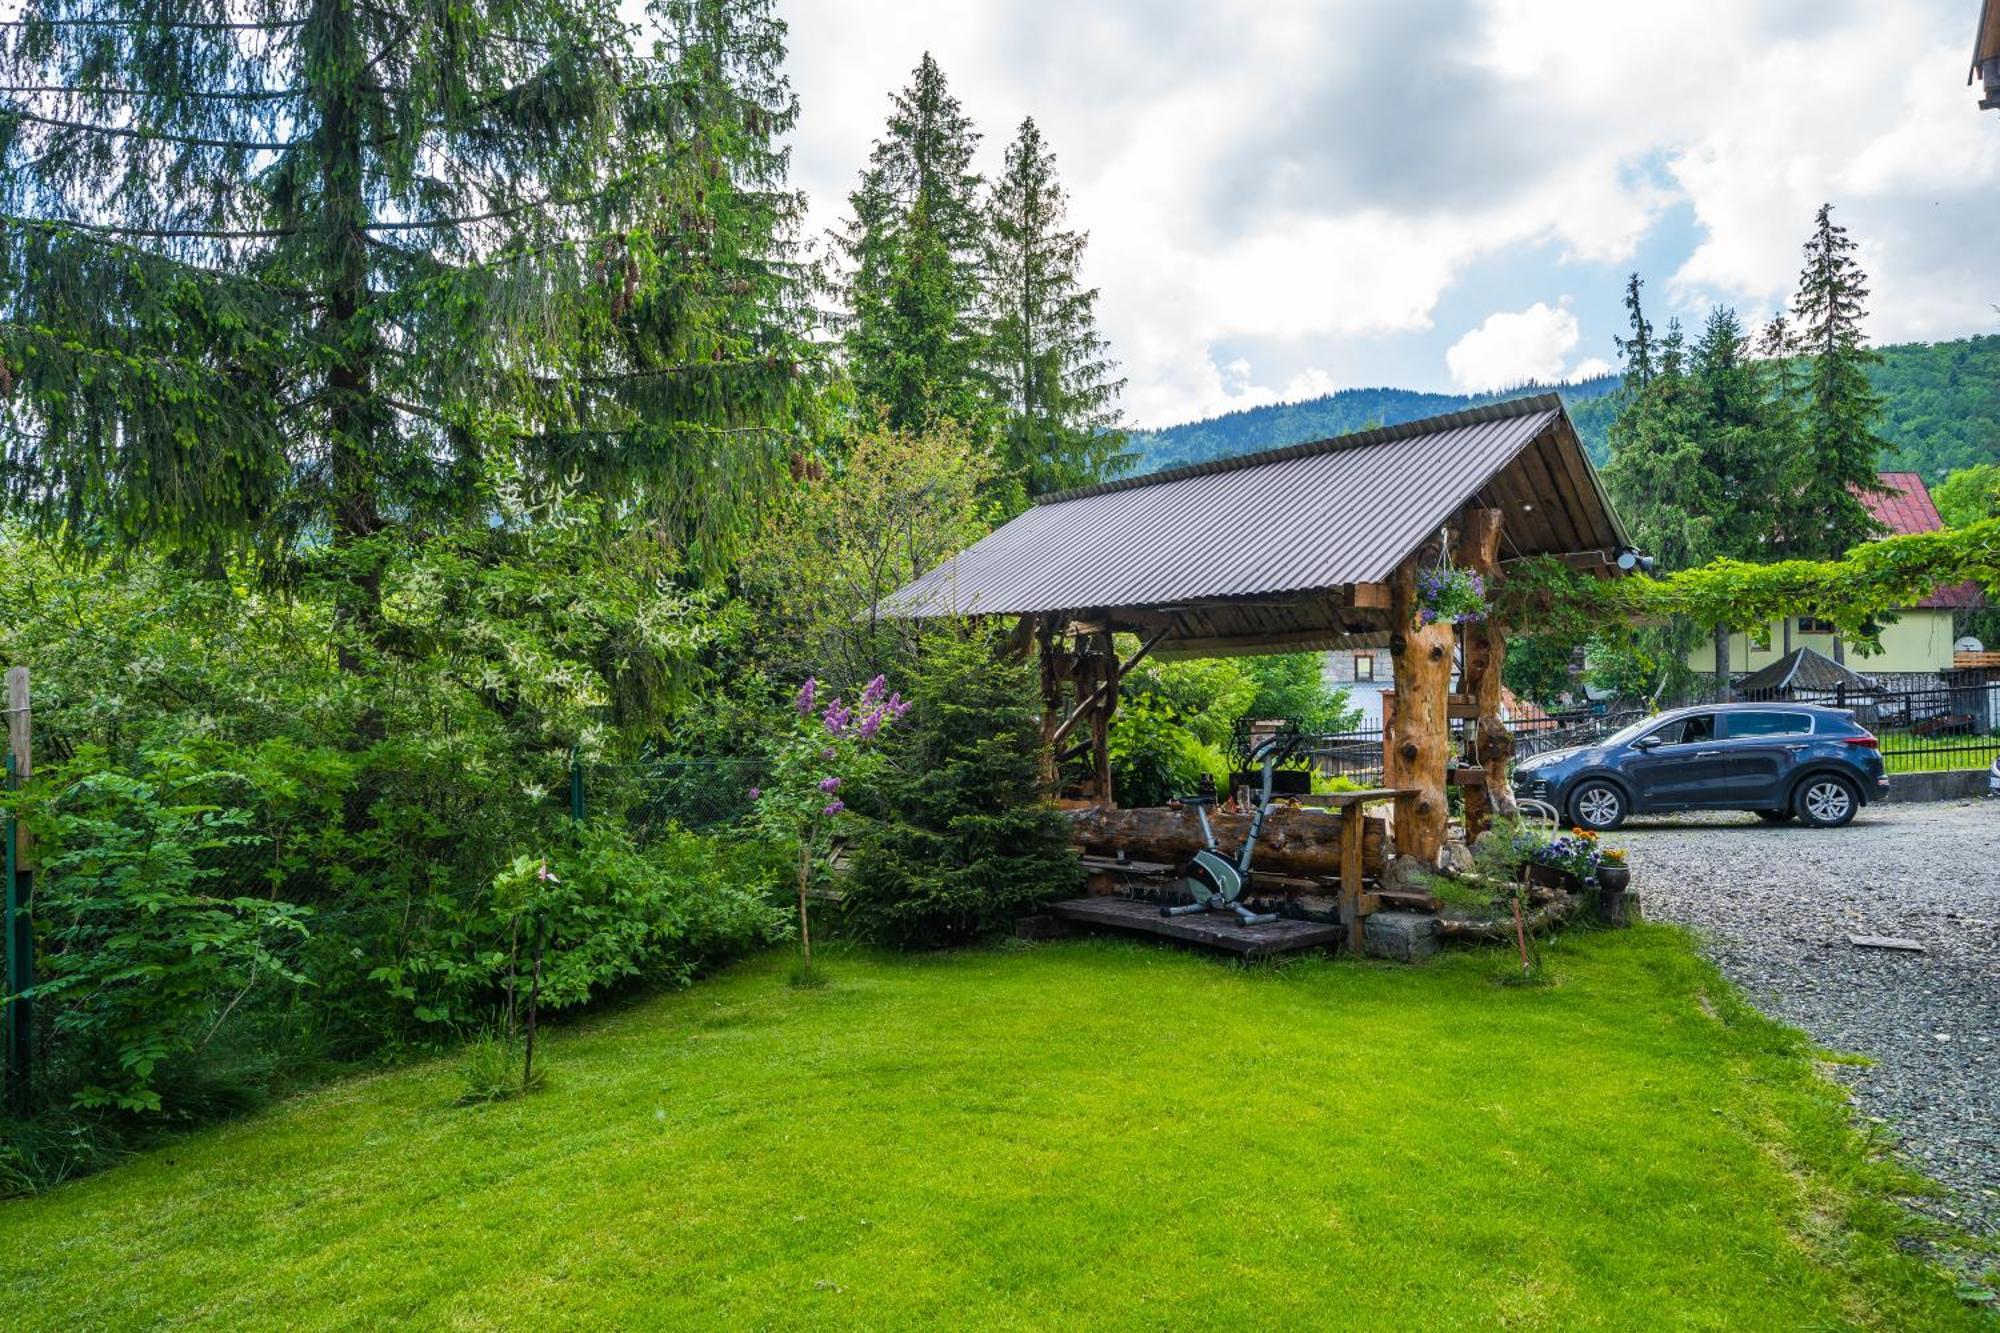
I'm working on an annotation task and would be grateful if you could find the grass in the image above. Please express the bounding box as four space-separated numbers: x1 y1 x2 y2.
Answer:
1878 731 2000 775
0 930 1988 1330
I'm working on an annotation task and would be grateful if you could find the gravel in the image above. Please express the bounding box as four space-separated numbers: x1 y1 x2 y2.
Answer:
1618 800 2000 1238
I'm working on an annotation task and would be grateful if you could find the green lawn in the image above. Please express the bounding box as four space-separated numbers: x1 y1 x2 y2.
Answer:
1 931 1984 1330
1880 730 2000 774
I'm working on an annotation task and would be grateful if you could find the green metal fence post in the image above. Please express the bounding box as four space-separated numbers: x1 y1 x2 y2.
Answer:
4 748 30 1113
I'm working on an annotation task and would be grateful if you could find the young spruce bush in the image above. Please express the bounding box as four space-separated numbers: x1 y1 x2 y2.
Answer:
844 633 1079 948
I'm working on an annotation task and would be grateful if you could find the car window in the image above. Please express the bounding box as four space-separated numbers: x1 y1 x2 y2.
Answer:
1724 710 1813 738
1644 713 1714 745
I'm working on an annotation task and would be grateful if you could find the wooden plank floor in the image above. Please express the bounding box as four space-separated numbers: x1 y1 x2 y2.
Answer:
1048 896 1346 959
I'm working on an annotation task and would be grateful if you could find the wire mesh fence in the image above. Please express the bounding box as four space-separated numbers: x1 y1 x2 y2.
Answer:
575 755 771 841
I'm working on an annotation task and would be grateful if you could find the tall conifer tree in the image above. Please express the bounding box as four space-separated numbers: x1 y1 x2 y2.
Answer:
982 117 1126 501
836 53 988 432
1787 203 1887 559
0 0 805 603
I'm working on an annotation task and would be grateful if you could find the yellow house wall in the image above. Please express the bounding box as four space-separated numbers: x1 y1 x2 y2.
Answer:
1684 611 1957 675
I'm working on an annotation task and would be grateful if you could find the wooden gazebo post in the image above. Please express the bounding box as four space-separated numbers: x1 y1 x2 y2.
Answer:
1456 509 1517 840
1387 546 1454 865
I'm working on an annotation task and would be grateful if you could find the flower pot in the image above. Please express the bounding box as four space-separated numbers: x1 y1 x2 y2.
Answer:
1525 862 1576 892
1596 863 1632 927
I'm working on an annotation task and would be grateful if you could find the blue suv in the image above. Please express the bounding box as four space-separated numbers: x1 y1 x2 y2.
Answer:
1511 703 1890 831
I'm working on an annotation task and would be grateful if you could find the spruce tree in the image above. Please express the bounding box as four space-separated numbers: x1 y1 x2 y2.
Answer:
0 0 805 599
837 53 989 432
1787 203 1888 559
844 630 1079 949
1613 272 1656 391
1603 316 1714 698
983 117 1127 501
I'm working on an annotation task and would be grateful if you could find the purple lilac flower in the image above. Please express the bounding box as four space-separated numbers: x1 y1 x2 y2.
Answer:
823 699 852 736
822 800 845 816
747 786 761 801
821 747 837 762
856 708 884 739
885 691 910 719
819 775 842 793
861 674 888 705
795 677 817 717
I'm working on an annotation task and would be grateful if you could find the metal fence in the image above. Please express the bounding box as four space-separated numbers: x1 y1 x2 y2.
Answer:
1296 706 1648 788
1770 684 2000 773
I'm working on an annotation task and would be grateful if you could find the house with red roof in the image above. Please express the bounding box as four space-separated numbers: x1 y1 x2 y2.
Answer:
1688 472 1982 687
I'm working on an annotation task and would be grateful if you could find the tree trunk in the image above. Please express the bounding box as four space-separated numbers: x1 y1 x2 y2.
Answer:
1455 510 1514 838
1068 805 1387 880
1713 624 1733 702
309 0 384 673
796 840 813 969
1387 551 1455 865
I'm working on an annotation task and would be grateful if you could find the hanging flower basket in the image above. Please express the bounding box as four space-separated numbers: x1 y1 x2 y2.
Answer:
1415 566 1489 627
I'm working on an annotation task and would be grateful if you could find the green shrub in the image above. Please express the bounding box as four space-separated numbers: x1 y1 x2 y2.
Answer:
9 755 312 1113
488 821 786 1013
844 633 1079 948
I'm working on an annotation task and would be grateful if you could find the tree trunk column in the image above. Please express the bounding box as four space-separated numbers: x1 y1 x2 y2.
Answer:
1036 616 1063 791
1085 627 1117 807
1387 552 1454 865
1456 509 1515 839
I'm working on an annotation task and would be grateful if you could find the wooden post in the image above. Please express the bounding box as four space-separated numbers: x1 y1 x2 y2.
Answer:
1338 804 1366 956
1456 510 1515 839
1036 616 1062 791
5 667 32 1112
1387 552 1454 865
1088 627 1117 807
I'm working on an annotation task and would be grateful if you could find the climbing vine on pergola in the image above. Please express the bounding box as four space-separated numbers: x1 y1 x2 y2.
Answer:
1496 517 2000 650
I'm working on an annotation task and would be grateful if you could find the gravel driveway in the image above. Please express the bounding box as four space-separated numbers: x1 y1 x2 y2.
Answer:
1619 800 2000 1239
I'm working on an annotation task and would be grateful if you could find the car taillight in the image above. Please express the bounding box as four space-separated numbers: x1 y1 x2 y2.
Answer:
1843 735 1879 749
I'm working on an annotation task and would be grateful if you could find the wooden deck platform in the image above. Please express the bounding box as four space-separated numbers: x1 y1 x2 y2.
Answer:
1048 896 1347 959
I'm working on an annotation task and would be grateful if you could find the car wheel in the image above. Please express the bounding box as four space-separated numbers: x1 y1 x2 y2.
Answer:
1569 780 1627 831
1793 774 1859 828
1755 809 1795 824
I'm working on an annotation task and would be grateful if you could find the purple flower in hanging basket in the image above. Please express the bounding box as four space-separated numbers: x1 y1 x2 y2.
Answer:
818 775 842 793
795 677 817 717
861 673 888 705
822 800 845 816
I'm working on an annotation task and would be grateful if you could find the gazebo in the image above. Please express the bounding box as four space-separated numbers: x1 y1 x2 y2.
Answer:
877 394 1632 948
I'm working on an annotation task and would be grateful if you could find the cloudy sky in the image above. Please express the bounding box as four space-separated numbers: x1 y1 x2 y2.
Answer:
774 0 1998 428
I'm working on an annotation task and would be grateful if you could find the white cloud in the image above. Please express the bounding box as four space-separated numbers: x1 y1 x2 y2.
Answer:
773 0 2000 428
1566 357 1614 382
1446 303 1581 391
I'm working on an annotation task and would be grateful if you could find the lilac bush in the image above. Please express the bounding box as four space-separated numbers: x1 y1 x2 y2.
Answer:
752 674 909 970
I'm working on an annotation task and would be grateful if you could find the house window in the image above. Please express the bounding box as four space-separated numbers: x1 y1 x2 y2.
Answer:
1798 617 1836 634
1353 653 1377 682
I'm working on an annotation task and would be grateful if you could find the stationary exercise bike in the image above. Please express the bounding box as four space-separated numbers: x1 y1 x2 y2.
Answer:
1160 734 1302 927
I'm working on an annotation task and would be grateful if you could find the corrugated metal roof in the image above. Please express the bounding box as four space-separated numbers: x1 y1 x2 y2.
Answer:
880 394 1616 621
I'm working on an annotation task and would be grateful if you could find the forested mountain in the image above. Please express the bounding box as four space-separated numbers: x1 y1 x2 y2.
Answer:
1123 334 2000 479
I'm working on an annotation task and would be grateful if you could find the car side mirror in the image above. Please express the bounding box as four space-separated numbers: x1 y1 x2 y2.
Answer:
1631 735 1660 751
